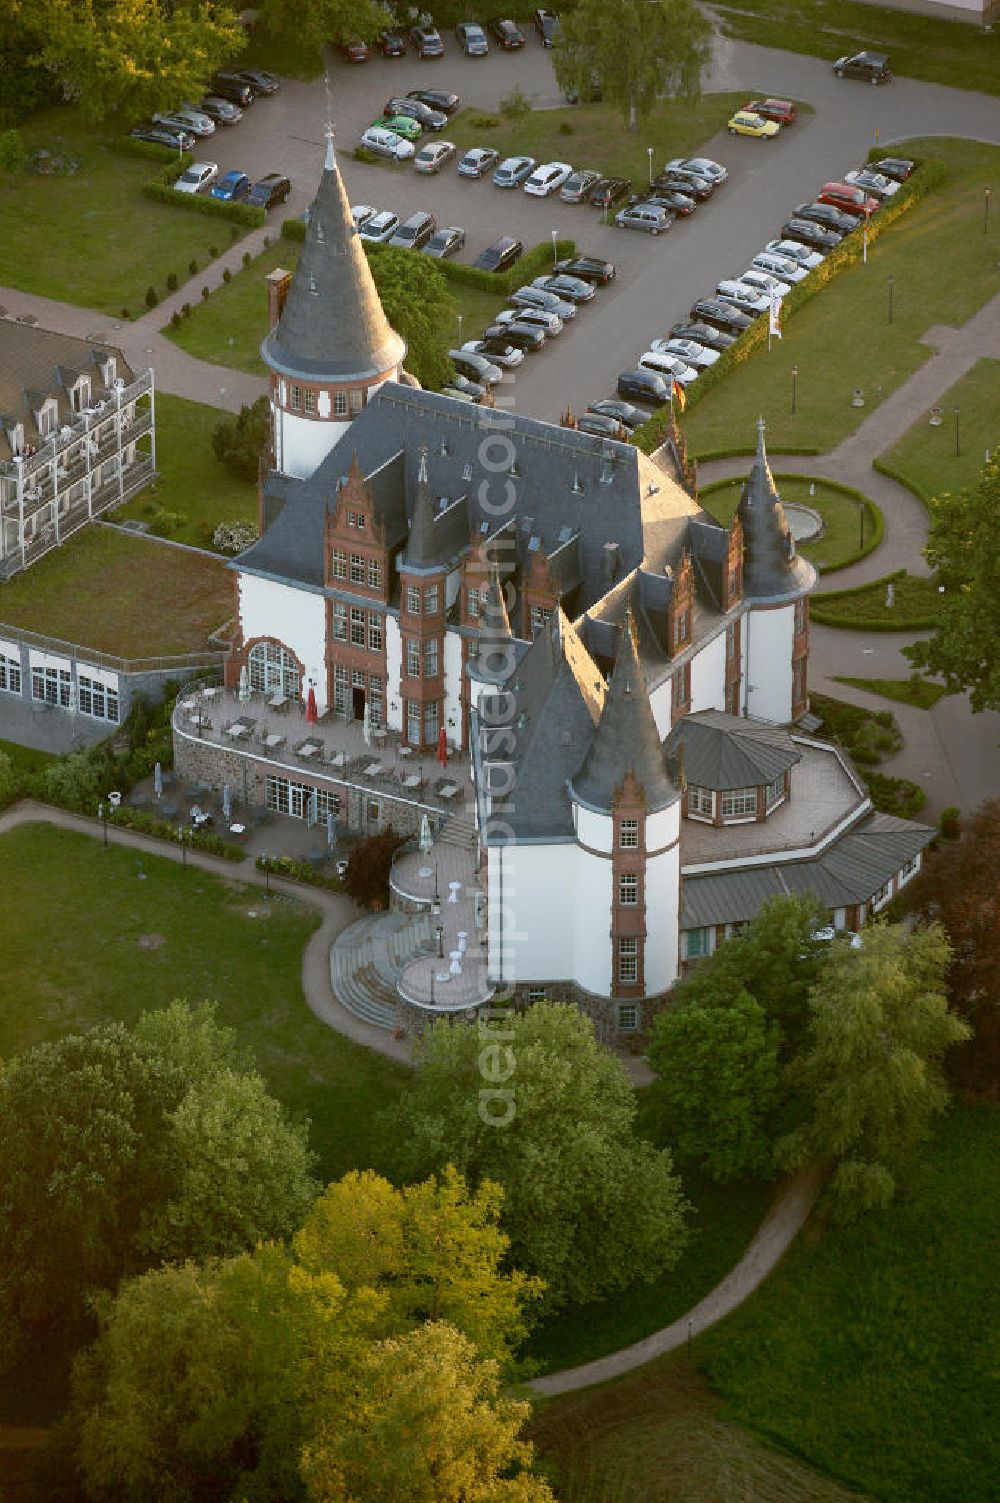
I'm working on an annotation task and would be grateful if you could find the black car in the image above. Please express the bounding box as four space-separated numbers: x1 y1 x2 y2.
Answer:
874 156 915 182
445 372 486 400
688 298 753 334
247 172 291 208
384 96 447 130
456 21 490 54
199 96 243 124
234 68 280 95
534 7 560 44
780 216 841 251
474 236 524 272
130 123 195 151
489 17 526 47
483 321 546 352
655 171 713 202
380 28 407 55
669 320 735 350
407 88 460 116
834 50 891 83
424 226 466 258
578 412 628 438
554 254 616 285
211 72 254 106
793 201 859 234
449 349 502 384
588 398 644 429
617 369 670 406
561 168 602 204
645 189 695 217
589 176 631 209
410 24 445 56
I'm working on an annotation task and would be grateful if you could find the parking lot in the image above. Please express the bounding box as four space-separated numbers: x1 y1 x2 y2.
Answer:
177 34 1000 424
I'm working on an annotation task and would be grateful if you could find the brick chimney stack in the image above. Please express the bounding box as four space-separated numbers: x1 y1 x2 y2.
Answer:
266 267 292 328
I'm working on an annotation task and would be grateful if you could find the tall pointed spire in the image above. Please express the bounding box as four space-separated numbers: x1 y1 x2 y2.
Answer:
261 131 405 383
737 417 813 601
571 608 678 813
403 445 439 570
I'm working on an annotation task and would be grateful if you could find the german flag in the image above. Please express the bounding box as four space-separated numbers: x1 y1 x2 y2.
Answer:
672 379 686 413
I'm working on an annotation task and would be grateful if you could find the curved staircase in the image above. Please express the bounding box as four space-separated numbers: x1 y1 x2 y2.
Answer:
331 910 435 1029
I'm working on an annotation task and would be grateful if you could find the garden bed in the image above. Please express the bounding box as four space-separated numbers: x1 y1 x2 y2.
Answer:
698 474 883 573
810 569 941 630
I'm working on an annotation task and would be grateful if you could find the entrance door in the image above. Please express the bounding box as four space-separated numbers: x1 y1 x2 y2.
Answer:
352 686 366 720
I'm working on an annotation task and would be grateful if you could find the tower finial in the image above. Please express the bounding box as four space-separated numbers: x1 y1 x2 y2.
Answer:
323 78 336 172
418 444 429 484
755 413 766 458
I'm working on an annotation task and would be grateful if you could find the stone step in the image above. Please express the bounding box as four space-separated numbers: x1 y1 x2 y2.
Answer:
331 907 434 1030
438 812 478 851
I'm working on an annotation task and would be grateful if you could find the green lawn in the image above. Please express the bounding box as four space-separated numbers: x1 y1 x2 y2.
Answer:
879 357 1000 504
0 526 233 657
684 139 1000 459
699 476 880 572
699 1102 1000 1503
834 675 952 709
0 107 250 315
112 392 258 549
714 0 1000 97
811 571 942 629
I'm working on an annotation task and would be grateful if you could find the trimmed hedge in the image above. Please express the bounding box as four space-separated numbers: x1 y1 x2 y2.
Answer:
143 179 266 227
697 471 884 573
694 444 821 463
810 567 939 630
256 852 344 891
632 157 947 455
115 135 189 164
109 803 246 861
873 453 933 505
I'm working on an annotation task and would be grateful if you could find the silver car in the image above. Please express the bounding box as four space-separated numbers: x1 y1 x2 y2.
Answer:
153 107 215 137
495 307 563 336
359 210 400 243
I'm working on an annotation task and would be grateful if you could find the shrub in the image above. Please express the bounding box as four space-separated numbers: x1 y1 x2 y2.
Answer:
281 216 307 242
865 773 926 819
255 853 343 889
558 121 573 135
141 182 264 227
201 286 210 301
222 266 232 282
939 806 962 839
165 271 178 291
242 250 252 268
212 520 260 554
498 85 531 120
342 827 406 908
170 311 182 329
181 301 191 317
120 307 130 320
230 224 240 241
263 234 271 248
470 113 499 128
437 238 576 297
209 243 219 258
354 146 379 163
211 396 269 484
144 285 158 309
188 258 198 275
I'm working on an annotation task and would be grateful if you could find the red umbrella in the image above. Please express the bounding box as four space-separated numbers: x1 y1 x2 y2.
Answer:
436 726 448 767
305 686 318 724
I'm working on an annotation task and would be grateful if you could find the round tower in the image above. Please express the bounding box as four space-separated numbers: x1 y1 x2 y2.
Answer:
261 126 406 480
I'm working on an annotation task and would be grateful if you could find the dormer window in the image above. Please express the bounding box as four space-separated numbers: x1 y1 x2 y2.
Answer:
102 358 116 387
36 400 58 437
9 423 24 457
71 379 91 414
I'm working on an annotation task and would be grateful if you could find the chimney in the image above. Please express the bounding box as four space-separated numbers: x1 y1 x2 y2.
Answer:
602 541 620 583
266 267 292 327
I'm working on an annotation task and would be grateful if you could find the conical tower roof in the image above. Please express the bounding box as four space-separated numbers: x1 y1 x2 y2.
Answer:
261 126 406 382
571 609 678 813
737 418 814 601
402 447 439 571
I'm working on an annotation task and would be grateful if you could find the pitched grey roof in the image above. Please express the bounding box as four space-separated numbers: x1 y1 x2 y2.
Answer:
571 609 678 814
261 131 406 382
680 811 934 928
665 710 801 791
0 323 133 462
738 418 815 603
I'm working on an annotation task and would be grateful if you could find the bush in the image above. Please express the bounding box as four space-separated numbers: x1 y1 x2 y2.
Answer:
144 285 158 309
354 146 379 163
438 237 576 297
865 773 926 819
263 234 271 249
141 184 264 229
201 286 210 301
342 827 406 908
558 121 573 135
255 853 343 889
938 805 961 839
188 258 198 275
165 271 178 292
281 216 307 242
209 243 220 258
181 301 191 317
212 520 259 554
470 113 499 128
242 250 252 268
230 224 240 241
170 311 182 329
222 266 232 282
211 396 269 484
498 85 531 120
120 307 131 320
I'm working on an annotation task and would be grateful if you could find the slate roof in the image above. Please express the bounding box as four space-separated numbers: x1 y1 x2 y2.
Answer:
261 129 406 382
738 418 815 603
680 811 934 928
0 323 133 463
664 710 801 790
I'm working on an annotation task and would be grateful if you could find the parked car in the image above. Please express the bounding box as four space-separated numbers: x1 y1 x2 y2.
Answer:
385 96 447 130
389 210 437 249
495 307 563 336
564 72 602 104
130 124 195 151
380 27 407 55
210 168 251 201
174 161 218 194
493 155 535 188
444 372 486 400
818 181 880 217
488 17 526 47
449 348 503 384
616 202 671 234
873 156 915 182
247 172 291 208
588 398 644 429
738 269 791 304
833 50 891 83
351 203 377 231
531 273 594 303
524 161 573 196
456 21 490 54
424 225 466 257
360 210 400 243
474 236 524 271
410 23 445 56
198 96 243 125
510 285 577 319
727 109 779 139
577 411 629 438
665 156 728 186
462 337 524 367
458 146 500 178
716 279 768 314
378 113 424 141
589 176 632 209
234 68 279 95
638 350 698 385
688 297 753 333
617 368 671 405
341 36 369 62
668 320 735 350
792 202 857 234
765 237 824 269
482 320 546 352
645 188 696 217
407 88 460 116
655 171 713 202
554 254 616 284
651 336 719 368
560 168 602 204
360 125 416 161
415 140 457 173
749 251 808 284
211 72 254 107
154 108 215 137
743 97 797 125
534 7 560 43
779 217 841 251
844 168 899 199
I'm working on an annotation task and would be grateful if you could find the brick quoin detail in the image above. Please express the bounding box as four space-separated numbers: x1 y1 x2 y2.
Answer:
792 596 810 720
611 772 647 999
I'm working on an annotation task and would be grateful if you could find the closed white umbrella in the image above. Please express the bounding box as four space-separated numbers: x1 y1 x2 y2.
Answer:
238 665 251 702
327 809 337 849
153 761 163 798
362 701 372 747
419 813 432 853
222 782 231 822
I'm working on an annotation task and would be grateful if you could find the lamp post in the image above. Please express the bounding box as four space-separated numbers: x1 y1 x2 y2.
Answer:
887 274 895 325
985 186 991 236
436 921 444 958
647 145 653 187
790 364 798 415
857 500 866 551
551 228 558 268
457 312 463 345
179 825 187 867
263 854 270 896
99 800 108 847
432 863 441 916
954 406 961 457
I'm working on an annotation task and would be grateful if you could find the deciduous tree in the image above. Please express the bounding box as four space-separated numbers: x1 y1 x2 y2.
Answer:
256 0 390 56
368 245 457 391
211 396 269 484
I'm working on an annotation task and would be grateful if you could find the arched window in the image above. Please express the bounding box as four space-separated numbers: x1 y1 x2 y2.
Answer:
248 640 300 700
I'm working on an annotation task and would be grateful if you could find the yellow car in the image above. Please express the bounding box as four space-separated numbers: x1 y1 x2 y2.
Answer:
727 110 780 139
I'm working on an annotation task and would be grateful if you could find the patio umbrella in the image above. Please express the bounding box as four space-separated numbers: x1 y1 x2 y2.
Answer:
153 761 163 799
305 685 318 723
222 782 232 822
419 814 432 853
436 727 448 767
238 665 251 702
327 810 337 850
363 701 372 747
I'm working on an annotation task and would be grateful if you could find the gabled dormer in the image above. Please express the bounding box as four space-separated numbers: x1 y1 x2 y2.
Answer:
324 453 388 597
34 397 58 438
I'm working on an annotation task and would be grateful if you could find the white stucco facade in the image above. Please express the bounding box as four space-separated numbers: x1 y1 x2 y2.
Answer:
273 406 352 481
238 574 327 707
744 604 795 723
690 629 727 715
384 615 403 732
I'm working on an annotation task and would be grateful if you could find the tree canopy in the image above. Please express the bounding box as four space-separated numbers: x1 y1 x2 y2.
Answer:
381 1002 688 1308
368 245 457 391
255 0 390 56
906 448 1000 712
552 0 712 130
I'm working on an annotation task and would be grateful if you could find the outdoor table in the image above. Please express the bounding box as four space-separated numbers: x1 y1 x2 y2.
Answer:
372 727 387 743
263 733 284 749
328 752 345 768
298 743 318 758
202 686 220 699
448 880 461 904
229 823 247 842
449 950 463 976
189 713 210 728
402 775 420 790
439 783 458 799
363 762 381 777
399 746 413 758
225 723 249 739
267 693 287 710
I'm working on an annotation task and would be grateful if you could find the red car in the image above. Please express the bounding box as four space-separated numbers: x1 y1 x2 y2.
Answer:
341 36 369 62
745 96 797 125
818 180 880 217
